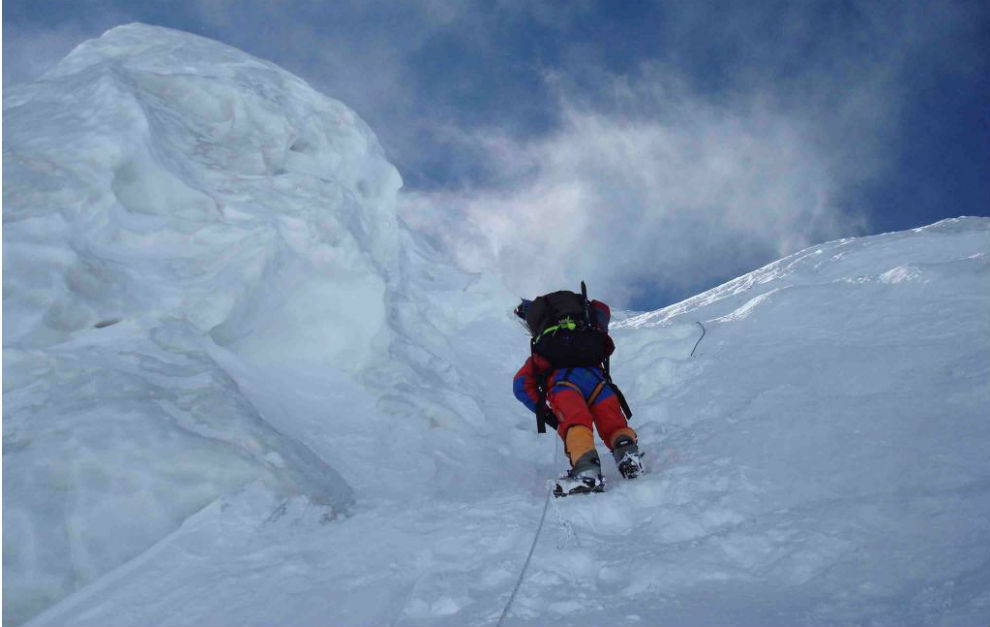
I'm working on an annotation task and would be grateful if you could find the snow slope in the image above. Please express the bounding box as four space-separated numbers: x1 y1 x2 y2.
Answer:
5 24 989 627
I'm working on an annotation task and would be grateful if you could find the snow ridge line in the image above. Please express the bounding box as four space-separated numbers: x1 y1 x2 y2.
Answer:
690 321 707 357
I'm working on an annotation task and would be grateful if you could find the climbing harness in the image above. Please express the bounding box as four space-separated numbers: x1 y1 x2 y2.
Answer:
551 376 608 407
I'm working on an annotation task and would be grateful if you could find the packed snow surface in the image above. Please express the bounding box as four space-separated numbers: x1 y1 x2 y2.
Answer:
4 24 989 627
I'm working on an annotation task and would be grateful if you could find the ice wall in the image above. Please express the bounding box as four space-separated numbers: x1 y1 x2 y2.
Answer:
3 23 400 624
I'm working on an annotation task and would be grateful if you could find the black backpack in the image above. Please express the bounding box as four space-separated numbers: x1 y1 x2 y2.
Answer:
524 289 610 368
521 282 631 433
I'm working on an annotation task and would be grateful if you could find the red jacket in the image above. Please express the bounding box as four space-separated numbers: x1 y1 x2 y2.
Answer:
513 354 553 413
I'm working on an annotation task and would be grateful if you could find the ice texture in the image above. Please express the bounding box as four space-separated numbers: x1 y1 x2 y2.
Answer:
3 23 398 623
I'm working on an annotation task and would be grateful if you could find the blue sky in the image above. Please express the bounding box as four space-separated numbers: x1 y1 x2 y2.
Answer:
4 1 988 309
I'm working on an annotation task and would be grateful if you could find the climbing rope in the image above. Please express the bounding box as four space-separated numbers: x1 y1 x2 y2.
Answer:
496 439 557 626
495 485 551 626
690 321 707 357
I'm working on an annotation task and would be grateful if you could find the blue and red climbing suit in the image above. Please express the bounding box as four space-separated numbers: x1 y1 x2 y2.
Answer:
513 299 637 467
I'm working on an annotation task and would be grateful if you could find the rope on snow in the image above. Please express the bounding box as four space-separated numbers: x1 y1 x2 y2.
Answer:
496 439 558 626
690 321 707 357
495 485 551 626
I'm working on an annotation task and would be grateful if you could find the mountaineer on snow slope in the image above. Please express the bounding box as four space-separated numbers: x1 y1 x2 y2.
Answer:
513 283 645 496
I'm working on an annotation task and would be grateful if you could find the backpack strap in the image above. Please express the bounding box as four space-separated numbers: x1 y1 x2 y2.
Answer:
532 340 557 434
603 355 633 419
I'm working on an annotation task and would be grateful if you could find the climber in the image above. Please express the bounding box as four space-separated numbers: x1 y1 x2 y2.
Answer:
513 283 644 496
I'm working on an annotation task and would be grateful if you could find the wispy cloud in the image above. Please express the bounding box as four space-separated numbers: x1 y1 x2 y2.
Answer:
401 67 868 306
397 1 985 307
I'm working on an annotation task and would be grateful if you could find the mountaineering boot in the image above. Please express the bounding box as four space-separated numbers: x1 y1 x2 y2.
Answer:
612 435 645 479
554 450 605 497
